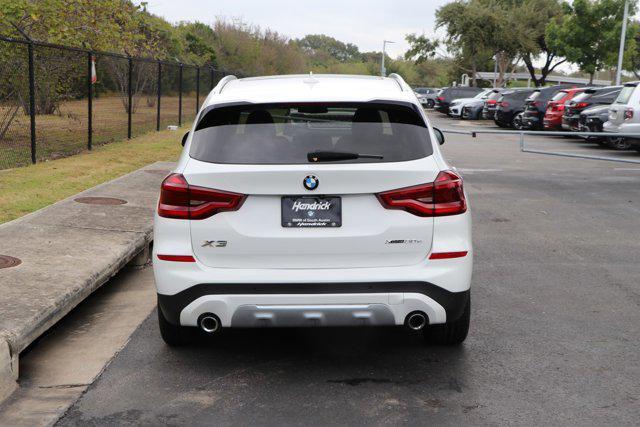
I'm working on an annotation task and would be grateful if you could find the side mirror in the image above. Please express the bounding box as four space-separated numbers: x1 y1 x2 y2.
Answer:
433 127 445 145
181 132 189 147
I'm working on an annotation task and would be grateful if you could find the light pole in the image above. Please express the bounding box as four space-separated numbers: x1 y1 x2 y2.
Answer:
615 0 630 85
381 40 394 77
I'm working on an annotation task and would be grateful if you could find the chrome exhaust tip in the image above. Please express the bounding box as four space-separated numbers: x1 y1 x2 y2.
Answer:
198 314 221 334
406 312 427 331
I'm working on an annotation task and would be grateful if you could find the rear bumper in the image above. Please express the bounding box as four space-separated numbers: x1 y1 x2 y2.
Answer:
435 103 449 113
494 110 512 125
521 115 541 129
543 113 562 130
562 116 580 131
157 284 470 328
482 109 496 120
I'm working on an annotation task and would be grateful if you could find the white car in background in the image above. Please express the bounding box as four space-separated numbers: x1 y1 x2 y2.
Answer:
604 81 640 152
448 89 493 118
153 74 473 347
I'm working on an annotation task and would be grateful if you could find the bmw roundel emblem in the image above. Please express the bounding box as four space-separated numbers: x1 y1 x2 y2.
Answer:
303 175 319 191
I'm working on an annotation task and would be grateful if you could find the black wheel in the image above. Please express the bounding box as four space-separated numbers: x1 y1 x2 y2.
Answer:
606 137 632 150
423 294 470 345
158 302 192 346
426 99 435 109
511 112 525 129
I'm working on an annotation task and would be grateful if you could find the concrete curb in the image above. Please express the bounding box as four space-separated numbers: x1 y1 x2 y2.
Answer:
0 162 174 402
0 339 17 403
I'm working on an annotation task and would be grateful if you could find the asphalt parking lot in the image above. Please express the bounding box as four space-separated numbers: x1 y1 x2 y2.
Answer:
53 113 640 425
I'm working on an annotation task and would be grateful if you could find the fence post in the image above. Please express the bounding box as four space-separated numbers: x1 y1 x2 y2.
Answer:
196 66 200 113
27 42 36 164
178 63 183 127
156 62 162 132
87 52 93 150
127 58 133 139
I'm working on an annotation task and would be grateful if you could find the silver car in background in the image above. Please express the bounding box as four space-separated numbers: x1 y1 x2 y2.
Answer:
414 87 439 108
448 89 493 118
604 82 640 152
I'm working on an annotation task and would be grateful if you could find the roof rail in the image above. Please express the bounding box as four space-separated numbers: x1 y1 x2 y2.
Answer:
199 75 237 110
388 73 409 92
215 75 238 94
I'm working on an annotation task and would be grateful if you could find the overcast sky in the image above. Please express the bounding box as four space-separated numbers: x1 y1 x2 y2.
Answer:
135 0 451 58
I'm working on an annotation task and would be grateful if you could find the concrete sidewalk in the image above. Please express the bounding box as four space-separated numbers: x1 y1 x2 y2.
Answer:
0 162 174 401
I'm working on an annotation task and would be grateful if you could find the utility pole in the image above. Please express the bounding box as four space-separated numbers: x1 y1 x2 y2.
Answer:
381 40 394 77
493 55 498 88
616 0 630 85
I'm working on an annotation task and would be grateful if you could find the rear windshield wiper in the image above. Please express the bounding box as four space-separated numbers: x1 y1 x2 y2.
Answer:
307 151 383 162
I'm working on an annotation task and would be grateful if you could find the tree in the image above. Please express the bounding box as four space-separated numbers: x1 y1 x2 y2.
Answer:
176 22 218 66
435 0 497 86
296 34 361 63
626 20 640 78
546 0 638 84
404 34 439 63
506 0 567 86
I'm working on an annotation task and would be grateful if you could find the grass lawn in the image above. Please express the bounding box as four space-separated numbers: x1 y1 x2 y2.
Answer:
0 126 186 224
0 95 196 169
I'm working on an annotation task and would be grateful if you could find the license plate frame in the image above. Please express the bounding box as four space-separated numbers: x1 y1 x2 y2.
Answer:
281 196 342 228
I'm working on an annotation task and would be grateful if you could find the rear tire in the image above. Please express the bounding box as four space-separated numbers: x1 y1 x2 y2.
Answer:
158 303 192 346
423 294 470 345
606 137 632 150
511 112 525 129
426 99 435 109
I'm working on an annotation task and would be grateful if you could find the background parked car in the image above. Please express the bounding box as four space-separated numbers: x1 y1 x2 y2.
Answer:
604 81 640 152
494 89 535 128
579 104 631 150
448 89 493 118
462 97 488 119
521 84 580 130
543 88 587 130
435 86 484 113
414 87 438 108
481 89 505 119
562 86 622 131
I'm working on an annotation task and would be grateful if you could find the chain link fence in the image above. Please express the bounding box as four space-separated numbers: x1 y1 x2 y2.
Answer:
0 35 235 170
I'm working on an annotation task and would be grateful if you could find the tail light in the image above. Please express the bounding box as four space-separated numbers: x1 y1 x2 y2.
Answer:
158 173 246 220
376 170 466 217
156 254 196 262
499 101 510 107
624 108 634 120
429 251 468 260
574 102 590 109
437 96 444 101
487 100 497 105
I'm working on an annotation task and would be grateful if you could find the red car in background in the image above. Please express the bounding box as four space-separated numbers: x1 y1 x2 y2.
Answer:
543 88 586 130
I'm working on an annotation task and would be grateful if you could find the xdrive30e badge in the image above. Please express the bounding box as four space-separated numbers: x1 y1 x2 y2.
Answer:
303 175 319 191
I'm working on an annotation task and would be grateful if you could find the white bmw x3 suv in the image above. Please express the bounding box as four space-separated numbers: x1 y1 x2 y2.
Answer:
153 74 472 346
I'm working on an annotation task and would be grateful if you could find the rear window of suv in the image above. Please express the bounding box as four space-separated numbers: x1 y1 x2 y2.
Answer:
551 91 568 102
487 92 502 101
615 86 635 104
190 102 433 164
